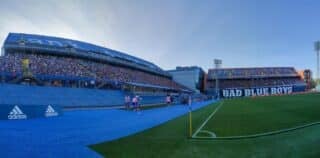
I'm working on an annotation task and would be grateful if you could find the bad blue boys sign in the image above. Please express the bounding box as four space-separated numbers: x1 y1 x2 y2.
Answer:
222 86 293 98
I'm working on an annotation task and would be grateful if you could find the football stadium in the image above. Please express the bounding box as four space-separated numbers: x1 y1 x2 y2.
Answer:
0 32 319 158
1 1 320 158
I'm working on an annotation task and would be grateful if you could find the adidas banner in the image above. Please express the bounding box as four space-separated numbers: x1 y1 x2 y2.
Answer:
0 104 62 120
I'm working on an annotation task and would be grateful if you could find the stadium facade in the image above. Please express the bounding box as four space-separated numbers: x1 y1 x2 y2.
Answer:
206 67 307 98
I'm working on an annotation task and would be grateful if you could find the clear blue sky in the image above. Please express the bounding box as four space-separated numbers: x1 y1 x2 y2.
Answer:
0 0 319 75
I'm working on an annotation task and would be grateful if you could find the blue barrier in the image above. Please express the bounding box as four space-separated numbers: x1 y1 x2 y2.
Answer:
0 83 190 120
0 83 125 107
0 84 177 108
139 95 166 105
0 104 62 120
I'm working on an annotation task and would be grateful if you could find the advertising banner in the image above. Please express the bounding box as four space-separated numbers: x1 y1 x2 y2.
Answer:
221 86 294 98
0 104 62 120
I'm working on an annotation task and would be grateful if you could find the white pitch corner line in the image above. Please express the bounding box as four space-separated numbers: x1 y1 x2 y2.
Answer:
198 130 216 138
192 101 224 138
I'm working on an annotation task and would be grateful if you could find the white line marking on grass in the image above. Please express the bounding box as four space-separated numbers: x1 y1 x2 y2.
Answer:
198 130 216 138
191 122 320 140
192 101 224 138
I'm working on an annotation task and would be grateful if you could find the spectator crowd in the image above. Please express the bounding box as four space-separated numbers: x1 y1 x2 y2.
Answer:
207 77 305 89
1 52 186 90
207 67 305 89
209 67 298 79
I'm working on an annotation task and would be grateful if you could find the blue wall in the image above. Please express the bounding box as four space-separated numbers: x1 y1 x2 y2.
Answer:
0 83 126 120
138 95 166 105
0 84 170 108
0 84 125 107
0 84 177 120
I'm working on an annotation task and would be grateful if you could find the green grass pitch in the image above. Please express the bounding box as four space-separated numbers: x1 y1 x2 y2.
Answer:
90 93 320 158
198 93 320 137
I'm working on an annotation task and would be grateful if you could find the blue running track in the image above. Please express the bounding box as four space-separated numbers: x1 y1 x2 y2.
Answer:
0 100 215 158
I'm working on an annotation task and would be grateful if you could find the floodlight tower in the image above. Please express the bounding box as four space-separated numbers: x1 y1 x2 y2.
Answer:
214 59 222 99
315 41 320 89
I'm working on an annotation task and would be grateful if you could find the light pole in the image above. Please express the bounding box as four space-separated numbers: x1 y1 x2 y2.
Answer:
214 59 222 99
315 41 320 89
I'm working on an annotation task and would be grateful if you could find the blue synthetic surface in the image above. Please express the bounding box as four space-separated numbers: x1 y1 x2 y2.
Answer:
0 100 215 158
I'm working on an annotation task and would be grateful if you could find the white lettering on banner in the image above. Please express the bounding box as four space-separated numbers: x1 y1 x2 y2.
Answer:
65 40 78 48
277 87 282 94
282 86 293 94
222 86 293 98
263 88 269 96
250 89 256 96
223 90 229 98
8 105 27 120
230 90 235 97
23 38 79 49
236 89 242 97
47 40 63 47
244 89 251 96
45 105 58 117
27 38 43 45
256 88 263 96
223 89 243 98
271 88 277 95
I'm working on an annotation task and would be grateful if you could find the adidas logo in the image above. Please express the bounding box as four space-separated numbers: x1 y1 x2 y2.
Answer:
8 105 27 120
45 105 58 117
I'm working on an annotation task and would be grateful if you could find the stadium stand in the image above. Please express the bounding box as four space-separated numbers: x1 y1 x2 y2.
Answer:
1 52 186 90
0 33 190 92
0 33 193 119
1 33 191 90
206 67 307 98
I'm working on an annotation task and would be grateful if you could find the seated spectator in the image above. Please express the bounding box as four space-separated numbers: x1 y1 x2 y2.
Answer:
0 52 188 91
